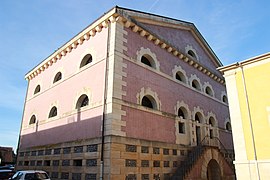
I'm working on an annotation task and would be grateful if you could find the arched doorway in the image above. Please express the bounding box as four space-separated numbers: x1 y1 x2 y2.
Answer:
207 159 221 180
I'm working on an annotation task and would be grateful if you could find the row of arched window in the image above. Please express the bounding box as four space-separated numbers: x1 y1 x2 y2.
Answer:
33 54 93 95
140 53 228 104
29 94 89 125
141 95 231 131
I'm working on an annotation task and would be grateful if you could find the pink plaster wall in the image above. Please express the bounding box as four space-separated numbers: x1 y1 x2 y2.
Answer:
122 26 232 149
20 29 108 149
141 23 221 72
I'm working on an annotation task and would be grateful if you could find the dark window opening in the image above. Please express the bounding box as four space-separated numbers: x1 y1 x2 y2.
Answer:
141 96 154 109
178 108 186 119
80 54 92 68
188 50 196 58
175 71 186 83
76 94 89 109
195 113 202 123
34 85 40 94
29 115 36 125
226 122 232 131
223 95 228 103
209 117 215 126
192 80 200 90
73 159 82 166
141 55 152 67
53 72 62 83
178 122 185 134
210 129 214 139
206 87 213 96
49 106 57 118
44 160 50 166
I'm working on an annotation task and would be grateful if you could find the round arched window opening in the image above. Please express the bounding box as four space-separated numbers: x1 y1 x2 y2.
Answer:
34 85 41 95
80 54 92 68
209 117 215 126
226 122 232 131
49 106 57 118
175 71 186 83
29 115 36 125
141 55 155 68
205 86 213 96
76 94 89 109
192 80 201 91
188 50 197 59
178 107 188 119
53 72 62 83
195 112 203 123
141 96 157 109
222 95 228 104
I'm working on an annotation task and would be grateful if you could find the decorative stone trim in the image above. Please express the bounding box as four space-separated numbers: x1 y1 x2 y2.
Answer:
185 45 199 61
136 47 160 71
174 100 191 119
189 74 202 91
136 87 161 110
192 106 205 123
73 87 92 110
206 112 217 127
203 82 215 97
172 65 188 84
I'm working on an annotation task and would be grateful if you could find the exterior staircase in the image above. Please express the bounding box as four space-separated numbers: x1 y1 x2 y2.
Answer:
171 136 235 180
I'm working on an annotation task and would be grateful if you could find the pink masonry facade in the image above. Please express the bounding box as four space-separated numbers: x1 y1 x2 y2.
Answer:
17 7 235 180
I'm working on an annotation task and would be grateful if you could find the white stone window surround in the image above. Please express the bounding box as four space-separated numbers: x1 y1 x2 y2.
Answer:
189 74 202 91
193 106 205 124
136 47 160 71
203 82 215 97
221 91 228 104
172 65 188 84
78 48 96 70
136 87 161 111
185 45 199 61
206 112 217 127
174 100 191 120
74 87 92 110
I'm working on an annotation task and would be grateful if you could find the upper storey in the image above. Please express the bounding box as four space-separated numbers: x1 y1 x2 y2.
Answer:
25 6 224 85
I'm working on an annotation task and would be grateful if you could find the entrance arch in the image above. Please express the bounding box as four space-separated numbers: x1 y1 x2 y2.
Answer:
207 159 221 180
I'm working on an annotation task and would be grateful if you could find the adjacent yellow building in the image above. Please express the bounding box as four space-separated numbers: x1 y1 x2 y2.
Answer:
219 52 270 180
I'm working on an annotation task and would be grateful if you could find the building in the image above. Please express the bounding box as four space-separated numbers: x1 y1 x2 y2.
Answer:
0 146 15 165
17 7 234 180
219 52 270 180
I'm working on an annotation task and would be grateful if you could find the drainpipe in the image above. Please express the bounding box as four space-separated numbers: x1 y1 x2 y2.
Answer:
100 20 111 180
238 62 260 180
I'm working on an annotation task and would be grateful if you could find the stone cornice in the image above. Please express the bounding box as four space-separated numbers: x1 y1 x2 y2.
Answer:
25 7 225 85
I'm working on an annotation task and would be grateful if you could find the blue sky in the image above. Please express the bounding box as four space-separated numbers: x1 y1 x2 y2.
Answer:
0 0 269 151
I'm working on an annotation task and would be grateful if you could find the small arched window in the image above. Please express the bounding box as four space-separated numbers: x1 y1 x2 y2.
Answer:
29 115 36 125
192 80 201 91
53 72 62 83
175 71 186 83
141 95 157 109
80 54 92 68
178 107 188 119
222 95 228 104
209 117 215 126
188 50 197 59
141 55 155 68
34 85 41 95
226 122 232 131
48 106 57 118
76 94 89 109
205 86 213 97
195 112 203 123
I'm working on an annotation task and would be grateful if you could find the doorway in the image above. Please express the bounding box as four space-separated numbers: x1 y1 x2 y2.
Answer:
207 159 221 180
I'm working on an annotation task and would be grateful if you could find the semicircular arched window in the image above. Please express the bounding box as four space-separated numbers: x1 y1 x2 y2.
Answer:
188 50 197 59
175 71 187 83
80 54 92 68
141 95 157 109
34 85 41 95
141 55 155 68
195 112 203 123
29 115 36 125
53 72 62 83
226 122 232 131
76 94 89 109
222 95 228 104
48 106 57 118
192 80 201 91
205 86 213 97
209 117 215 126
178 107 188 119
